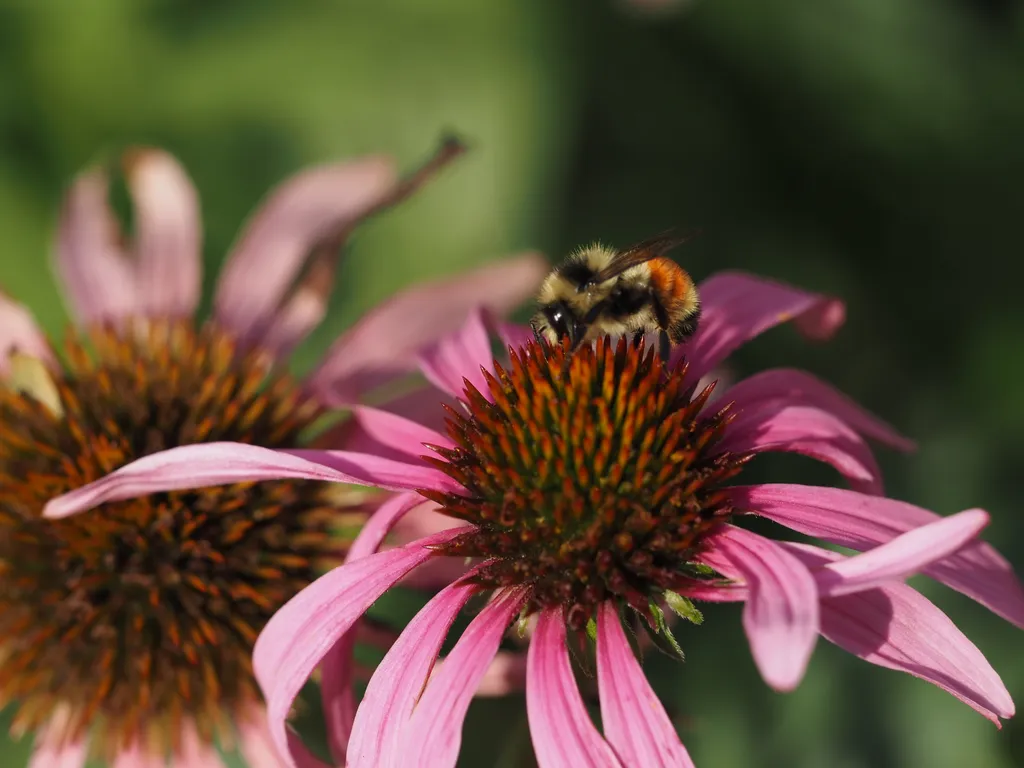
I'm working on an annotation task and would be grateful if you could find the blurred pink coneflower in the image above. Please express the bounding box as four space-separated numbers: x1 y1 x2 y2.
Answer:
43 272 1024 767
0 142 546 765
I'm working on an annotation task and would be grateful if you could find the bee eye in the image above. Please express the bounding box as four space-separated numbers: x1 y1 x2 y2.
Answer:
543 302 574 340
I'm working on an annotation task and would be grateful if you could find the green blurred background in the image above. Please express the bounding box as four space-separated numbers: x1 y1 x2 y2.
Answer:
1 0 1022 765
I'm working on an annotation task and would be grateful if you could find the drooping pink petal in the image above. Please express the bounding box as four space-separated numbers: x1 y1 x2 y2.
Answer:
787 543 1014 724
675 271 845 380
351 405 454 457
347 578 479 768
0 289 53 373
699 525 819 691
257 259 335 359
527 609 621 768
308 252 547 405
253 530 460 768
320 492 426 762
488 316 534 350
28 711 88 768
720 368 914 451
729 484 1024 629
123 148 202 319
238 708 297 768
42 442 460 520
214 156 397 340
402 589 526 767
172 720 228 768
469 649 529 697
54 166 139 325
416 307 494 398
719 404 885 495
817 508 990 597
596 602 694 768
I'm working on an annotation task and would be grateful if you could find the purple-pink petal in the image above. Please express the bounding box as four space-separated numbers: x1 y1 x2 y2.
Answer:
42 442 459 520
307 253 547 405
729 484 1024 629
346 578 478 768
351 405 454 457
54 166 139 325
699 525 819 691
213 156 398 344
817 508 990 597
123 148 203 319
787 544 1014 724
720 368 914 451
253 530 460 767
0 290 53 374
719 404 885 495
527 610 621 768
416 307 494 398
675 271 845 380
596 602 694 768
402 589 526 767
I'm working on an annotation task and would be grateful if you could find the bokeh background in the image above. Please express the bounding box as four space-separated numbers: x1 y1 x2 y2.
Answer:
1 0 1022 765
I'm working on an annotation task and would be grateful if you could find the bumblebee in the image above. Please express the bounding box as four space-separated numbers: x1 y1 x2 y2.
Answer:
531 232 701 363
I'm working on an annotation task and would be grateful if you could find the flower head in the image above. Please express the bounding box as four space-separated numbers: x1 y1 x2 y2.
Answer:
0 143 546 764
43 272 1024 767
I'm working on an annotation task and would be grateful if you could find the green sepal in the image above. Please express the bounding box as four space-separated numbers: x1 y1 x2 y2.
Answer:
664 590 704 625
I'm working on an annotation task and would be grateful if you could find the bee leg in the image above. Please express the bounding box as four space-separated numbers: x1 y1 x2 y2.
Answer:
658 330 671 366
531 323 545 345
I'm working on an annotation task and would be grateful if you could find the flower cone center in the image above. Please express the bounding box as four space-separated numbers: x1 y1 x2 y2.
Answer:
0 319 343 757
423 337 747 628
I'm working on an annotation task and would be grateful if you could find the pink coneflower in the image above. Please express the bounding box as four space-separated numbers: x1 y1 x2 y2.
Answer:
0 142 546 765
43 272 1024 767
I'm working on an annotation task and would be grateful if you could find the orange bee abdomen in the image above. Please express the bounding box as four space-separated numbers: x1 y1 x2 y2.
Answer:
647 258 695 306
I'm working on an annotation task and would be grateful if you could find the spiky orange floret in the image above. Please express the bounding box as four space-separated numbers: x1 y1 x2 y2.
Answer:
0 319 345 758
421 336 749 628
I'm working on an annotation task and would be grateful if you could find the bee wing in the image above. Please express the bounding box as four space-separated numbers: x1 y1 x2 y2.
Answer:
591 229 701 283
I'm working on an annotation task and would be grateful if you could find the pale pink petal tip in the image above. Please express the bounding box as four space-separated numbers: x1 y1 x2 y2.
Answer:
309 252 547 405
596 603 694 768
123 147 202 319
41 442 457 520
700 525 819 691
527 610 621 768
0 290 53 374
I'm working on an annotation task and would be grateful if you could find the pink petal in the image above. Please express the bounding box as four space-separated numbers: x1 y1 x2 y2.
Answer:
403 589 526 767
42 442 459 520
0 289 53 373
527 609 621 768
257 259 334 359
699 525 819 691
253 530 460 768
489 317 534 350
308 252 547 405
123 148 202 319
674 271 845 380
788 544 1014 724
321 493 426 761
720 404 885 495
351 405 454 458
729 484 1024 629
720 367 914 451
28 715 88 768
416 307 494 398
172 721 228 768
347 578 478 768
214 156 398 342
238 709 299 768
818 508 990 597
113 745 166 768
471 649 529 697
596 602 694 768
54 166 139 325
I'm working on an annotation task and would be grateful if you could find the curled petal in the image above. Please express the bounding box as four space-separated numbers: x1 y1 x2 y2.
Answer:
817 508 990 597
254 530 459 767
42 442 460 520
0 290 53 374
676 271 844 380
54 167 138 324
527 610 621 768
308 252 547 405
416 307 493 398
347 578 478 768
699 525 819 691
214 156 398 342
596 602 694 768
720 368 914 451
403 589 526 767
729 484 1024 629
124 148 202 319
720 404 885 495
351 405 454 458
